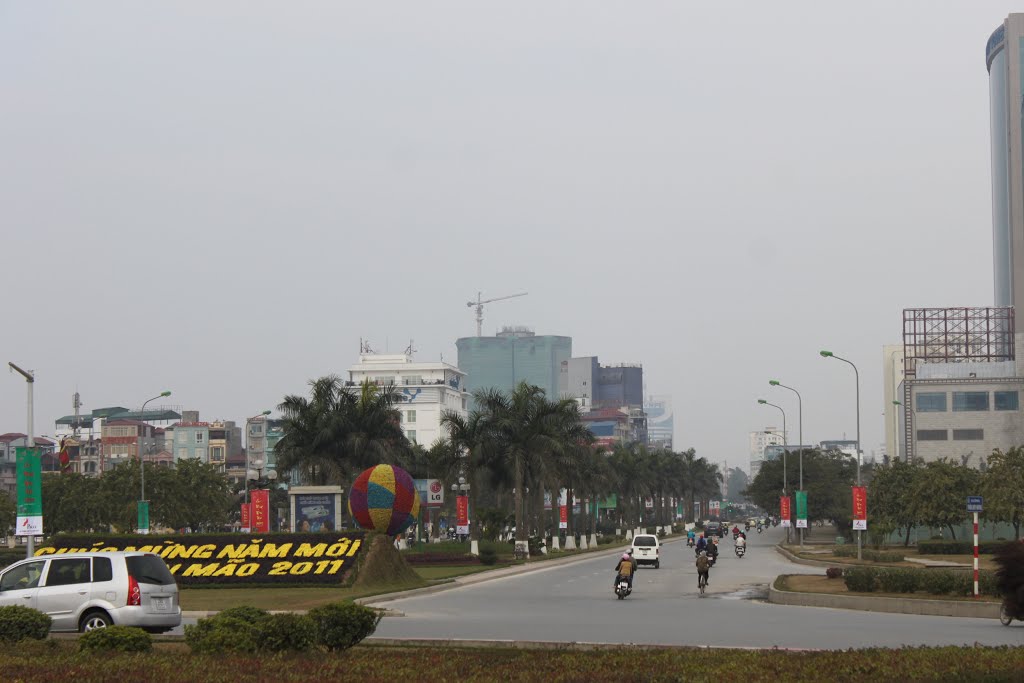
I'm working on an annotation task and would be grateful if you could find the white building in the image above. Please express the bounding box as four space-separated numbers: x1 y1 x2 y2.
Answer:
749 427 784 477
346 351 469 447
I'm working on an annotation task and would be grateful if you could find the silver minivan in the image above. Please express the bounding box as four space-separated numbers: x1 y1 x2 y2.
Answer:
0 551 181 633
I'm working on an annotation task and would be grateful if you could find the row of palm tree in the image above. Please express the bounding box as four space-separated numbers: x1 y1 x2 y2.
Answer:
274 377 724 552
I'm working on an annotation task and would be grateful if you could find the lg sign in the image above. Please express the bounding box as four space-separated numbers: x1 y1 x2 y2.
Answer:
428 480 444 505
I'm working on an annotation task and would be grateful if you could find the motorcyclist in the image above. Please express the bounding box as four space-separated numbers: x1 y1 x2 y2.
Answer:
696 550 711 588
695 533 707 555
686 529 696 546
735 533 746 553
614 551 636 591
732 525 740 538
707 537 720 564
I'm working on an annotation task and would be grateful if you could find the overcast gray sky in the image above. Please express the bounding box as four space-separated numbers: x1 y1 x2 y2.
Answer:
1 2 1015 470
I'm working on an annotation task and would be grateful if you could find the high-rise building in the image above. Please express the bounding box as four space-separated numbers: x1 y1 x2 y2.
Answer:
457 327 571 403
988 15 1024 311
644 395 674 449
749 428 783 477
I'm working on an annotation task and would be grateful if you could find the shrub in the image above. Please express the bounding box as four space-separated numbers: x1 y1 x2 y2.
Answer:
308 602 382 652
184 615 258 654
920 571 956 595
825 567 844 579
0 605 51 643
79 625 152 653
832 546 903 562
477 548 498 565
216 606 271 624
254 613 316 653
877 569 919 594
979 570 999 597
916 540 1011 556
949 571 974 596
843 567 876 592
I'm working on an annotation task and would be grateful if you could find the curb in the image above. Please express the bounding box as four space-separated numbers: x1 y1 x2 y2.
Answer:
363 637 823 652
358 535 684 608
768 576 1001 619
775 544 981 571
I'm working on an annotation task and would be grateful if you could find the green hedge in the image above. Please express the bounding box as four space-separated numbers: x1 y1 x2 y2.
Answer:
307 602 380 652
79 625 152 653
915 540 1011 555
843 566 998 596
0 605 51 643
833 546 904 563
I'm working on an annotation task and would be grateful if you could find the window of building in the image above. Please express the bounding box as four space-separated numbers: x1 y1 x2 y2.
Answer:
195 448 206 461
176 431 186 443
995 391 1019 411
406 410 416 424
403 376 423 385
916 393 947 412
406 430 417 444
195 432 204 443
250 424 262 434
210 447 224 462
917 429 948 441
953 429 984 440
178 448 188 460
952 392 989 412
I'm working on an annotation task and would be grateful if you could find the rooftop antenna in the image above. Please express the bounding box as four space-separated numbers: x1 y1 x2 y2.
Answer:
404 339 417 357
467 291 528 337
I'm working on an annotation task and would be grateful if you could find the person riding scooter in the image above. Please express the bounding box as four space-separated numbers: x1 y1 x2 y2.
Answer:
686 529 696 547
735 533 747 556
614 551 637 592
695 533 708 555
696 550 711 588
706 537 719 565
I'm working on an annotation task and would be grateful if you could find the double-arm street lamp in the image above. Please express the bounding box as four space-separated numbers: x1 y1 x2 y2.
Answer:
8 362 35 558
770 380 804 548
243 411 273 531
138 390 171 535
820 349 862 560
451 476 472 550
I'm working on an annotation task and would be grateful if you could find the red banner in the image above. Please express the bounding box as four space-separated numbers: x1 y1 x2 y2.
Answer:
852 486 867 530
780 496 792 527
251 489 270 533
240 503 251 531
559 505 568 529
456 494 469 534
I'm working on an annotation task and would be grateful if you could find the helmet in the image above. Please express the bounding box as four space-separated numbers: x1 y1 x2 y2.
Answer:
699 550 707 556
622 553 631 560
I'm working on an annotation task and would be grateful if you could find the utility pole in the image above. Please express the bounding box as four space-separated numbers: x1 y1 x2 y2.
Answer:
8 362 35 558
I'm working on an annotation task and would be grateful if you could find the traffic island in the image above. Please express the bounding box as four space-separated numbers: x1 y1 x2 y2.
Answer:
769 574 1000 618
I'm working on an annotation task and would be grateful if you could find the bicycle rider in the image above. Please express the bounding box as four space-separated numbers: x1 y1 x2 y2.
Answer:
696 550 711 590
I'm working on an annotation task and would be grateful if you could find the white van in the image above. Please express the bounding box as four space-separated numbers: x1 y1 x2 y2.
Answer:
0 551 181 633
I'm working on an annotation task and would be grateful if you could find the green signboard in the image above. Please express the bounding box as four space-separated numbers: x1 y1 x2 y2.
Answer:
795 490 808 528
15 448 41 516
138 501 150 533
597 494 617 509
15 447 43 536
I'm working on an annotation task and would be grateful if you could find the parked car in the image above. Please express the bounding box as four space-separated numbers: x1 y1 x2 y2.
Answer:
0 551 181 633
631 534 661 569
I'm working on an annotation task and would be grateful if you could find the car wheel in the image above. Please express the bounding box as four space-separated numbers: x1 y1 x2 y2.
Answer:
654 560 660 569
79 610 112 633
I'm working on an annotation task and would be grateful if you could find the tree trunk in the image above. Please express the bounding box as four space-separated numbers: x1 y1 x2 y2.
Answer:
947 524 957 540
904 525 913 547
514 455 525 546
469 464 480 543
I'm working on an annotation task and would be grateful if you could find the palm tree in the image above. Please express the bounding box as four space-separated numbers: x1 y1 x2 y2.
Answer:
436 409 493 546
275 376 349 485
476 382 590 554
339 380 409 471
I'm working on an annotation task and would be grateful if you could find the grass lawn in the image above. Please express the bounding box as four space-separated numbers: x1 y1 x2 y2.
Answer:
5 640 1024 682
178 580 425 611
781 574 1001 602
784 546 999 571
413 564 498 581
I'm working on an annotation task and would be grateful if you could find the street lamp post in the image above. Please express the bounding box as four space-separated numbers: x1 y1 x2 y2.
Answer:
138 390 171 535
243 411 272 527
246 461 278 532
820 350 862 560
770 380 804 548
757 399 788 542
450 476 474 553
8 362 35 558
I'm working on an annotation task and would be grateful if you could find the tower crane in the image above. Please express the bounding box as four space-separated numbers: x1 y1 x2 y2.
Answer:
467 291 528 337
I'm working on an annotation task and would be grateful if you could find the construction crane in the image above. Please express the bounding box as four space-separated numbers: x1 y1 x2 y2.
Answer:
467 291 528 337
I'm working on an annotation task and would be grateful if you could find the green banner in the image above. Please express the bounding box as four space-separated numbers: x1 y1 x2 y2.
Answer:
137 501 150 532
597 494 617 509
16 447 41 516
795 490 808 521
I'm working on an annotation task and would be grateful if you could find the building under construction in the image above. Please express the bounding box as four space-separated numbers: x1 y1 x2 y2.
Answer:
897 306 1024 465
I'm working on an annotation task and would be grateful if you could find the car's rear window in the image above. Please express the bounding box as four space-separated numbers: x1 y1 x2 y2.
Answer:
633 536 657 547
93 557 113 583
125 555 176 585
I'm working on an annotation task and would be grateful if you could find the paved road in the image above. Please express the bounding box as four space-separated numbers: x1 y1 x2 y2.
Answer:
370 528 1024 649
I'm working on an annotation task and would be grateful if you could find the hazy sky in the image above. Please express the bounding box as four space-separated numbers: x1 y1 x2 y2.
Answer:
1 2 1015 471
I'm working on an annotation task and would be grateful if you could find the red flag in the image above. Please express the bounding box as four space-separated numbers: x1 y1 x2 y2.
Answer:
240 503 251 531
780 496 792 527
852 486 867 530
251 490 270 533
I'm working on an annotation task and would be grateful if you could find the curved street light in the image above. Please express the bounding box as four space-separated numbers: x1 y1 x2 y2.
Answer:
138 390 171 535
820 349 862 560
770 379 804 547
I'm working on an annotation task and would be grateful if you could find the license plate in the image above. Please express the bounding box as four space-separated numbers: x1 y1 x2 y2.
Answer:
153 597 169 611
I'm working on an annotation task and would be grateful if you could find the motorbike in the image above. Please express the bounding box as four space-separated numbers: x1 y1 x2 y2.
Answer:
735 544 746 558
707 553 717 567
686 536 695 548
1000 598 1022 626
615 577 632 600
756 525 763 534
